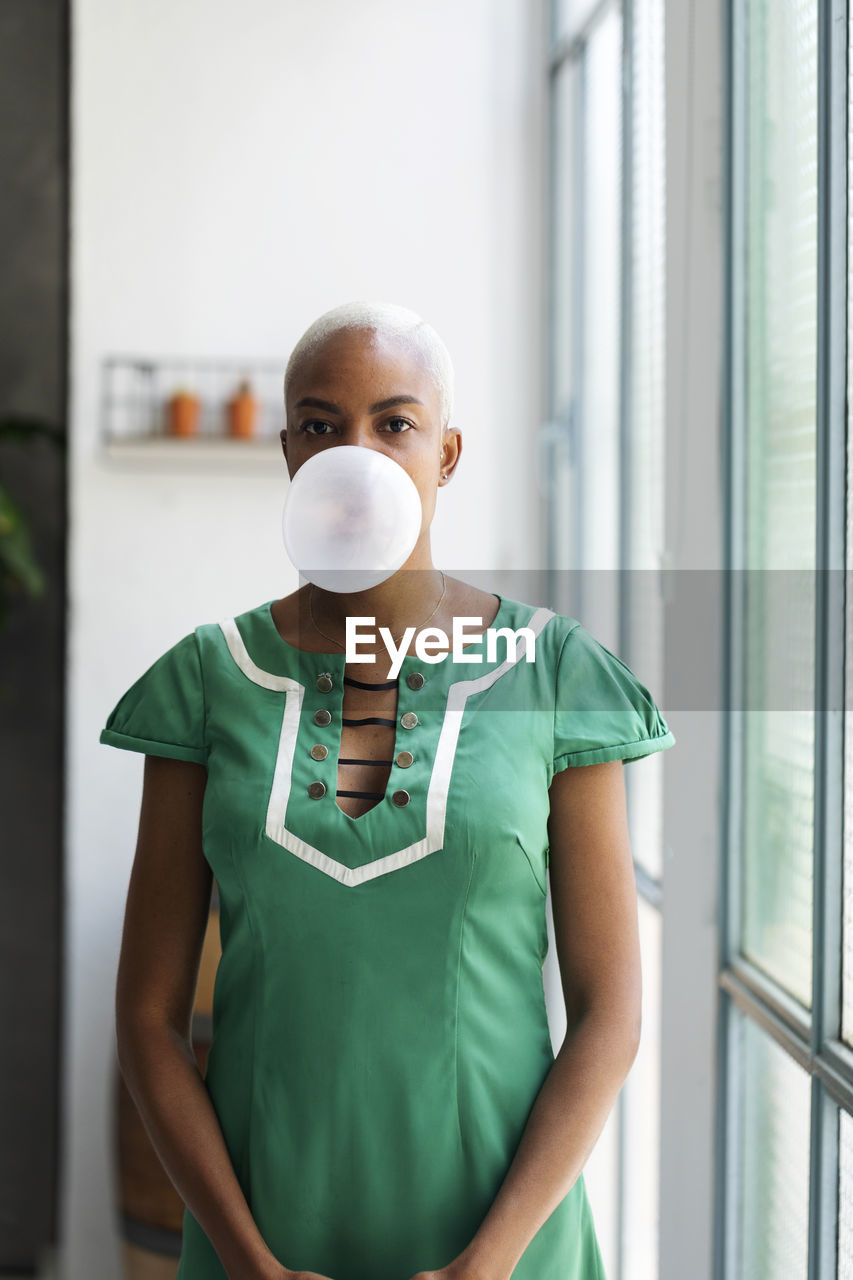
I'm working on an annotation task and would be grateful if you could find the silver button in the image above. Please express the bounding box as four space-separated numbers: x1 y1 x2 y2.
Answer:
313 708 332 727
392 789 410 807
308 781 327 799
310 744 328 761
316 672 334 693
396 750 414 768
400 711 419 730
406 671 425 690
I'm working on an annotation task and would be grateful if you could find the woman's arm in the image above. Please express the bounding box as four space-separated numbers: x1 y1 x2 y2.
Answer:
115 755 316 1280
434 760 642 1280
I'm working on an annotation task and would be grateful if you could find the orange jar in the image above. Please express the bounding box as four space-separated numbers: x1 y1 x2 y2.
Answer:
227 379 257 439
166 389 200 437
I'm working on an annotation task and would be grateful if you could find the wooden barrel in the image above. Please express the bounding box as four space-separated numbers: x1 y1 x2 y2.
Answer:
113 882 222 1279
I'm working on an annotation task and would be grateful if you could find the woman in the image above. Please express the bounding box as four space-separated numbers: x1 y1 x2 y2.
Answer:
103 301 675 1280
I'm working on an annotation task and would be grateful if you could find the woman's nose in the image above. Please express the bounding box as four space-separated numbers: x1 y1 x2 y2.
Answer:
340 426 382 450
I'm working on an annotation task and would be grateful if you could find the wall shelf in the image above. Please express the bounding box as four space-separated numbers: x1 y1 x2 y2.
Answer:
99 355 287 464
102 434 286 470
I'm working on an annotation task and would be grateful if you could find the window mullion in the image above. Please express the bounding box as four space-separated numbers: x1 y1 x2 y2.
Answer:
810 0 848 1276
716 0 742 1266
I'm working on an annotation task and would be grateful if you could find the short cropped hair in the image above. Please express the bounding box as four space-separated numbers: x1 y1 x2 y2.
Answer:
284 300 454 430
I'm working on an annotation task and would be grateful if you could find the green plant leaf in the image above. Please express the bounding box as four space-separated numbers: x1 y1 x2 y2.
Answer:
0 482 46 596
0 415 66 449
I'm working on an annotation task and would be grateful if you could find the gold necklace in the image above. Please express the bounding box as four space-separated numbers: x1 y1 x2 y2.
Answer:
308 570 448 650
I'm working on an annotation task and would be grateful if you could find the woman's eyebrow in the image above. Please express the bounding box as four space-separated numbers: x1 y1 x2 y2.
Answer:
293 396 341 413
294 394 425 413
370 394 425 412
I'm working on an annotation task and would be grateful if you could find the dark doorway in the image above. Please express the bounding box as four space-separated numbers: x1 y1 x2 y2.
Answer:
0 0 69 1271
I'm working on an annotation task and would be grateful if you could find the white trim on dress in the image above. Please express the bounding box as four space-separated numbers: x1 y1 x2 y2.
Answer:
217 608 556 886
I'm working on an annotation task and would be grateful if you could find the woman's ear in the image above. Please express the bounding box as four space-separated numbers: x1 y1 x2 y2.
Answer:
439 427 462 482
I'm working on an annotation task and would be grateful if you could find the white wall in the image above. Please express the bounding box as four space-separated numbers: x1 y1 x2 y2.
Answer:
66 2 545 1276
659 0 725 1277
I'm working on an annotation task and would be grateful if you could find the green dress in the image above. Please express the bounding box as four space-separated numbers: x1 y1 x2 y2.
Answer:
100 592 675 1280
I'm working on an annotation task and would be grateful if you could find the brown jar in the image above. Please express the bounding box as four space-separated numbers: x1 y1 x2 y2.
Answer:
227 379 257 439
166 389 200 438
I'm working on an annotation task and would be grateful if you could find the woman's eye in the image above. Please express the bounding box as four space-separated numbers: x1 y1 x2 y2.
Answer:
300 417 412 436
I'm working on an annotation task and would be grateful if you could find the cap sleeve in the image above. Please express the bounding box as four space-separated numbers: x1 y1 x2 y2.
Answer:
99 630 207 765
552 623 675 770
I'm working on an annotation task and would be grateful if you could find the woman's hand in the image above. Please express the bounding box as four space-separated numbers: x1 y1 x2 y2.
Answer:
407 1264 495 1280
279 1270 338 1280
249 1265 336 1280
281 1271 339 1280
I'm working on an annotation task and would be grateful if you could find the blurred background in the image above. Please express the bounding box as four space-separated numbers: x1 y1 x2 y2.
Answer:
1 0 849 1277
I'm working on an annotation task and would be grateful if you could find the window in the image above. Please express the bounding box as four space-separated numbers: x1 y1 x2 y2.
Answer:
543 2 669 1276
722 0 850 1277
546 0 853 1274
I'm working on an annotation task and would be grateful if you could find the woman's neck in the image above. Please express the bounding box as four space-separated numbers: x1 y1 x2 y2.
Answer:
305 565 447 644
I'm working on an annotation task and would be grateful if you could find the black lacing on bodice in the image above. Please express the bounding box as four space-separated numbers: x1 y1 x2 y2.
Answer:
337 673 399 800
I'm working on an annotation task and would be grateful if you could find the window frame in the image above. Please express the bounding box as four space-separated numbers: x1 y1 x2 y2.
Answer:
543 3 717 1278
719 0 850 1277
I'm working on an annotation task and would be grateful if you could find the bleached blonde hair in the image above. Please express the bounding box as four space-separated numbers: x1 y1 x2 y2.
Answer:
284 300 455 430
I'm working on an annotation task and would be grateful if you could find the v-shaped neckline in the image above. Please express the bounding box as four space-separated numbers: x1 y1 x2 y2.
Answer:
215 594 562 874
259 591 510 828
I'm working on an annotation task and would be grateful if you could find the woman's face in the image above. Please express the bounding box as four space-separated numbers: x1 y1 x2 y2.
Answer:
281 327 460 533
